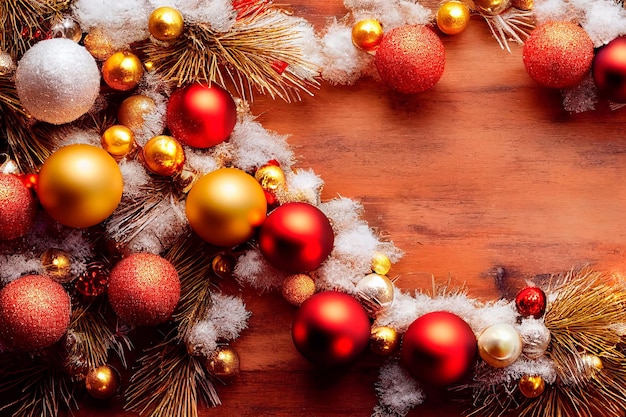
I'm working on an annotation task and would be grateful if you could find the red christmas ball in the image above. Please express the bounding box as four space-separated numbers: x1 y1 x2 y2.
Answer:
374 25 445 94
593 36 626 103
292 291 370 367
0 174 37 240
522 22 594 89
166 83 237 148
515 287 547 318
108 253 180 326
0 275 71 351
401 311 477 386
259 202 334 274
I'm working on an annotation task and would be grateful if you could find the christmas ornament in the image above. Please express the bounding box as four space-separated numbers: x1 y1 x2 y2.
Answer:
37 144 124 228
186 168 267 247
511 0 533 10
374 25 445 94
259 202 335 274
75 263 109 298
515 286 547 318
101 125 135 158
477 323 523 368
83 28 115 61
142 135 186 176
351 19 384 52
436 1 470 35
255 163 286 192
118 95 156 131
370 326 399 356
18 173 38 190
211 254 235 278
291 291 370 367
281 274 316 306
0 51 16 75
107 253 181 326
15 38 100 124
371 252 391 275
85 365 121 399
473 0 510 15
0 174 37 240
0 275 71 351
401 311 477 386
518 375 545 399
166 83 237 148
592 36 626 104
49 17 82 42
206 345 240 378
102 51 144 91
522 22 594 89
41 248 73 283
578 354 603 377
356 273 394 315
520 320 551 359
149 6 185 41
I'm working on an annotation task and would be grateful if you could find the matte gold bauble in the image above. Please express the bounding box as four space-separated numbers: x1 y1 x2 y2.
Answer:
101 125 135 158
437 1 471 35
351 19 384 52
143 135 185 176
83 28 115 61
370 326 399 355
41 248 73 283
254 163 286 191
281 274 316 306
477 323 523 368
149 6 185 41
118 95 156 131
206 345 240 378
371 251 391 275
102 51 144 91
85 365 120 399
356 273 394 314
474 0 511 15
518 375 545 398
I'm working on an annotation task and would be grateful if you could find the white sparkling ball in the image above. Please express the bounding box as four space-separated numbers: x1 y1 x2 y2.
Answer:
16 38 100 125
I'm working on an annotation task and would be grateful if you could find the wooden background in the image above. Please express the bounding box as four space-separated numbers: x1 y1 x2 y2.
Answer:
80 1 626 416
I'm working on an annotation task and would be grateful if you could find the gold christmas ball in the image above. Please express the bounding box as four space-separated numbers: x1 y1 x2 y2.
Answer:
211 254 235 278
254 163 286 191
206 345 240 378
281 274 316 306
83 28 115 61
477 323 523 368
437 1 471 35
578 354 603 377
85 365 121 399
351 19 384 52
102 51 144 91
41 248 73 283
511 0 533 10
37 144 124 229
370 326 399 355
143 135 186 176
101 125 135 158
118 95 156 131
356 273 394 314
474 0 511 15
149 6 185 41
518 375 545 398
371 251 391 275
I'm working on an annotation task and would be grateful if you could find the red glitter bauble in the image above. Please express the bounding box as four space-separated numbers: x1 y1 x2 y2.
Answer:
593 36 626 103
374 25 445 94
107 253 180 326
401 311 477 386
0 174 36 240
522 22 594 89
166 83 237 149
292 291 370 367
0 275 71 351
259 202 334 274
515 287 547 318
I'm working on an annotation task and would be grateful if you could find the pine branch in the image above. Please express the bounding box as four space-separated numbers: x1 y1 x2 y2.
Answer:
482 9 535 52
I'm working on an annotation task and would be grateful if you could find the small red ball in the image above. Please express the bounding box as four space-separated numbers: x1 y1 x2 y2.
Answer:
515 287 547 318
593 36 626 103
0 275 71 351
401 311 477 386
108 253 180 326
0 174 37 240
522 22 594 89
374 25 445 94
166 83 237 148
292 291 370 367
259 202 334 274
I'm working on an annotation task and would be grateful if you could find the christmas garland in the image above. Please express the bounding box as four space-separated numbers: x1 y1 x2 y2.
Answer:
0 1 626 417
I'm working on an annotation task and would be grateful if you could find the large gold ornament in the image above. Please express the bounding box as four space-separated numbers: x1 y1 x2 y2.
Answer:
473 0 511 15
102 51 144 91
41 248 73 283
37 144 123 228
437 1 471 35
101 125 135 158
143 135 186 176
518 375 545 398
352 19 384 52
477 323 523 368
149 7 185 41
370 326 399 355
85 365 120 399
118 95 156 131
206 345 240 378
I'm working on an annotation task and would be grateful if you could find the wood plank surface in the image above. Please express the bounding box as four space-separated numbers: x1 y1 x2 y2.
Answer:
77 1 626 416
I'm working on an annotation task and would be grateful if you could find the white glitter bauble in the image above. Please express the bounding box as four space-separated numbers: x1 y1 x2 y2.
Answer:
16 38 100 125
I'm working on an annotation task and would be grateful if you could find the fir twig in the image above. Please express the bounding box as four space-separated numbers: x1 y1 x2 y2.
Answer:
482 9 535 52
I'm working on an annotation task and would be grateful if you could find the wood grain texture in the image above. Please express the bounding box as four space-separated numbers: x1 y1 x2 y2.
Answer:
76 1 626 416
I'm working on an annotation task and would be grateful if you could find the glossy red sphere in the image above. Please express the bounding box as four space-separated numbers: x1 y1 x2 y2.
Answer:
593 36 626 103
292 291 370 367
259 202 334 274
401 311 477 386
515 287 547 318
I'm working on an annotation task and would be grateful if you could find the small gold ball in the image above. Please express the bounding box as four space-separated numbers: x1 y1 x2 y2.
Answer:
149 6 185 41
206 345 240 378
143 135 186 176
281 274 316 306
101 125 135 158
211 254 235 278
518 375 545 398
511 0 533 10
351 19 384 52
474 0 511 15
370 326 399 355
84 28 115 61
371 251 392 275
254 164 286 191
356 273 394 314
437 1 471 35
102 51 144 91
477 323 523 368
85 365 120 399
41 248 73 283
118 95 156 131
578 354 603 377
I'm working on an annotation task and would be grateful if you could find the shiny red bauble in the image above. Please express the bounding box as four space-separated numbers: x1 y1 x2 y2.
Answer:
593 36 626 103
259 202 334 274
0 174 37 240
166 83 237 148
401 311 477 386
292 291 370 367
515 287 547 318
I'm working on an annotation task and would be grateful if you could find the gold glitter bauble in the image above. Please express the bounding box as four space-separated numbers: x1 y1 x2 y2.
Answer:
149 6 185 41
281 274 316 306
102 51 144 91
370 326 399 355
206 345 240 378
101 125 135 158
351 19 384 52
255 163 286 191
118 95 156 131
437 1 471 35
477 323 523 368
211 254 235 278
83 28 115 61
41 248 73 283
356 273 394 314
371 251 391 275
518 375 545 398
143 135 186 176
85 365 120 399
474 0 511 15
